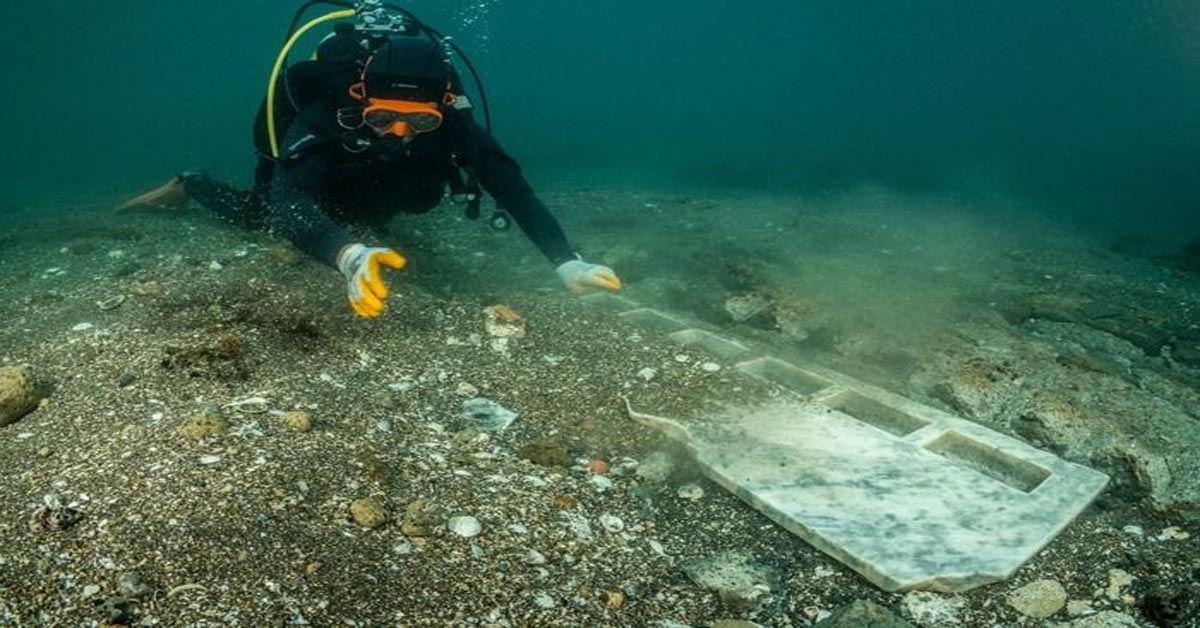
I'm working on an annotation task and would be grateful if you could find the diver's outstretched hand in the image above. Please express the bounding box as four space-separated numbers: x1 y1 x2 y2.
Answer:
556 259 622 293
337 243 407 318
116 175 188 211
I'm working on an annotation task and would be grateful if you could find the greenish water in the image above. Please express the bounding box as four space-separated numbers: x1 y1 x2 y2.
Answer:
1 1 1198 240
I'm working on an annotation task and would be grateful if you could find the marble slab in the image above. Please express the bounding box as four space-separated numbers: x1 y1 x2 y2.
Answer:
627 389 1108 592
587 297 1108 591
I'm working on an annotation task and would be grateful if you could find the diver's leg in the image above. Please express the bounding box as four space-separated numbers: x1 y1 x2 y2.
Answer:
180 172 266 230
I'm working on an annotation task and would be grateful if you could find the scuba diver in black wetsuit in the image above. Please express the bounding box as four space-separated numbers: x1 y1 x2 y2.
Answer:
120 1 621 318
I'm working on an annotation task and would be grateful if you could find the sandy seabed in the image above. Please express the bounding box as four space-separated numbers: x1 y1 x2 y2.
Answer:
0 182 1197 626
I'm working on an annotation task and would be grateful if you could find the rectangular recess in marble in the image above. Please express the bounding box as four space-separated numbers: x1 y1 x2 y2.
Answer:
618 308 689 333
925 431 1051 493
823 390 931 438
668 329 750 358
736 357 831 395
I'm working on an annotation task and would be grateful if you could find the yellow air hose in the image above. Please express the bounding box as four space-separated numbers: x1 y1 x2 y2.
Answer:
267 8 357 158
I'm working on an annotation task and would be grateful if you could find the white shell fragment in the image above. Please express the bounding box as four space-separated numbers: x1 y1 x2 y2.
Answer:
449 515 482 538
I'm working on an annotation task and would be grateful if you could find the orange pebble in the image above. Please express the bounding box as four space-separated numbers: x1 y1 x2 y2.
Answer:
586 459 610 474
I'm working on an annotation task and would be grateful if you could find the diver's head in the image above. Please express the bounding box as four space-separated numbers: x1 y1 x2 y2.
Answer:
352 35 455 140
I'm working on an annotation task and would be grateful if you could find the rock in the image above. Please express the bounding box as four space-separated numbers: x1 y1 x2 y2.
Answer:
349 498 387 528
1068 610 1139 627
28 494 82 533
177 408 227 439
586 459 610 474
280 410 312 432
401 500 442 537
1066 600 1095 617
461 397 518 432
680 551 779 612
725 292 771 323
0 365 38 426
599 514 624 533
603 590 626 609
448 515 482 538
1007 579 1067 619
520 436 572 467
900 591 965 627
523 549 547 565
817 599 913 627
677 483 704 500
1105 569 1134 601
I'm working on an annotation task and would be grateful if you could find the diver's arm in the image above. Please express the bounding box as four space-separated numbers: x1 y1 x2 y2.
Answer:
267 122 355 267
465 121 578 266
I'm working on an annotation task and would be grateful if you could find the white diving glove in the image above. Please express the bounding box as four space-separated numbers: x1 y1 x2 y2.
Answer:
556 259 622 294
336 244 407 318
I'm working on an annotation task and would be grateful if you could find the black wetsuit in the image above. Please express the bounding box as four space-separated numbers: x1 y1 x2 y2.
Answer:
185 101 576 268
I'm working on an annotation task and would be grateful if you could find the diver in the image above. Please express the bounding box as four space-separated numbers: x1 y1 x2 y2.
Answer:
120 4 621 318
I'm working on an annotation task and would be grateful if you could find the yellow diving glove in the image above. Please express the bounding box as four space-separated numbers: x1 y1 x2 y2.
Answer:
336 243 407 318
555 259 622 293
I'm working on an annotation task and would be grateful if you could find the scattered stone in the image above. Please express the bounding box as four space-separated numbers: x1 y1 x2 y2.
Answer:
349 498 387 529
817 599 913 627
637 367 657 382
1105 569 1134 601
900 591 965 627
590 474 614 491
586 458 610 474
0 365 38 426
28 494 82 533
680 551 779 612
280 410 312 432
1154 525 1189 541
1068 610 1139 627
455 382 479 397
96 294 126 310
177 407 227 439
1120 525 1143 536
117 373 136 388
677 483 704 500
523 549 547 565
520 436 572 467
197 455 221 465
401 500 442 537
603 590 626 609
551 495 578 509
461 397 518 432
599 514 625 533
70 322 94 332
725 292 771 323
1007 579 1067 619
208 260 223 271
700 362 722 372
449 515 482 538
1066 600 1096 617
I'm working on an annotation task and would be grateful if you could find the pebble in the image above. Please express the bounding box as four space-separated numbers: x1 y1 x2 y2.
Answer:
637 367 657 382
71 322 95 332
1120 525 1143 536
700 362 721 372
1155 525 1189 541
1007 579 1067 619
1067 600 1095 617
197 455 222 465
449 515 482 538
455 382 479 397
533 593 556 609
349 498 388 529
590 475 614 491
280 410 312 432
599 514 625 533
461 397 518 432
96 294 126 311
586 459 610 474
208 260 223 271
901 591 965 627
637 452 675 483
677 483 705 500
523 549 547 565
1105 569 1134 601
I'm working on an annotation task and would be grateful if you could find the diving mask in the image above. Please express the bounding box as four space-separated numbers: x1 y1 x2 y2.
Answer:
362 99 443 137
